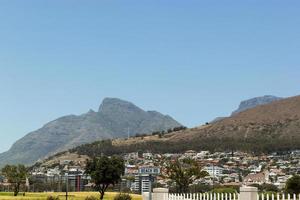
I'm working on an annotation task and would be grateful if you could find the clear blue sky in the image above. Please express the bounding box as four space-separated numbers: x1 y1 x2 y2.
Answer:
0 1 299 153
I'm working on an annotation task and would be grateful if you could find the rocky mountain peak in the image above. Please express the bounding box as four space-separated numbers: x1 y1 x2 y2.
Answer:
98 98 142 113
231 95 283 115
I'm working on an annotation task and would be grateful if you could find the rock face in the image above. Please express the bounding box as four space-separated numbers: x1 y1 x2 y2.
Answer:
231 95 283 115
211 95 283 123
0 98 181 166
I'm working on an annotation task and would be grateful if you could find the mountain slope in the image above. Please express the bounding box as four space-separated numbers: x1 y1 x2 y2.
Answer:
0 98 181 166
68 95 300 158
175 95 300 152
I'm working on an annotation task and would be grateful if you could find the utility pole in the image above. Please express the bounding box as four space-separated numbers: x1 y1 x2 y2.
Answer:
65 172 69 200
127 127 130 139
58 175 61 192
149 175 152 200
212 164 215 190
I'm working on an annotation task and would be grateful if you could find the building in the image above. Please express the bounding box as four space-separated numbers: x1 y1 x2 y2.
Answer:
67 168 89 192
133 174 152 194
184 150 197 158
243 171 269 185
125 165 138 176
133 166 160 194
205 166 224 177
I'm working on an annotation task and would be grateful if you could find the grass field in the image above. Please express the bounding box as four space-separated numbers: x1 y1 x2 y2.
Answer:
0 192 142 200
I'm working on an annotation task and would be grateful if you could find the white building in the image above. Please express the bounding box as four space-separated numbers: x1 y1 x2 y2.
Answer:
205 166 224 177
184 150 197 158
133 166 160 194
143 153 153 160
196 151 210 159
133 174 151 194
46 168 61 177
251 165 262 173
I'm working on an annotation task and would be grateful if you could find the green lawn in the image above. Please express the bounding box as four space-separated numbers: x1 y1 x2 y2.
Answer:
0 192 142 200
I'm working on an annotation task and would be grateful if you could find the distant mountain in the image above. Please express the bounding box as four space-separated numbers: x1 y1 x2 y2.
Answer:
211 95 283 123
231 95 283 115
64 95 300 159
210 117 227 123
0 98 181 166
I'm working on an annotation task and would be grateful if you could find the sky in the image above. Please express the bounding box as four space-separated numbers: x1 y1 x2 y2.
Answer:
0 0 300 153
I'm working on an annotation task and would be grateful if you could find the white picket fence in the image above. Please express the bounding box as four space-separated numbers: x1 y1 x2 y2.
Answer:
168 193 239 200
257 193 300 200
166 193 300 200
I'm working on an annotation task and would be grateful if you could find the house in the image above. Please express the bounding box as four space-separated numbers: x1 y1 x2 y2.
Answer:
243 171 269 185
195 151 210 159
125 165 138 176
0 178 11 190
143 153 153 160
184 150 197 158
274 175 292 189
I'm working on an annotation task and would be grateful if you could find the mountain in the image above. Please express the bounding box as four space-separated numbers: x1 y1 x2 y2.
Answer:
210 117 227 123
211 95 283 123
0 98 181 166
231 95 283 115
64 95 300 159
179 95 300 152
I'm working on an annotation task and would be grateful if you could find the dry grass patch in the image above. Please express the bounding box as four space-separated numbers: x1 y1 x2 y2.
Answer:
0 192 142 200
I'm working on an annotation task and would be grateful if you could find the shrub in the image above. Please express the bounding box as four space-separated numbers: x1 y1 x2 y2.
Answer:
212 187 237 194
85 196 99 200
46 196 60 200
114 193 132 200
286 175 300 194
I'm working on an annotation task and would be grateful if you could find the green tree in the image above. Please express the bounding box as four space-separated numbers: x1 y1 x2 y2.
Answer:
164 158 208 193
85 156 125 200
286 175 300 194
1 164 27 196
261 183 278 192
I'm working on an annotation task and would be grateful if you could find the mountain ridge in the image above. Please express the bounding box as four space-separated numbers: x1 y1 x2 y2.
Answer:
211 95 283 123
231 95 283 115
64 95 300 160
0 98 181 166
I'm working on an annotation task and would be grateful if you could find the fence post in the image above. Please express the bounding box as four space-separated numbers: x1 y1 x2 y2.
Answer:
143 192 150 200
152 188 169 200
240 186 258 200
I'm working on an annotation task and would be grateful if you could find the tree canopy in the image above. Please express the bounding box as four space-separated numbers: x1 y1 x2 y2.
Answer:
1 164 27 196
164 158 208 193
286 175 300 194
85 156 125 200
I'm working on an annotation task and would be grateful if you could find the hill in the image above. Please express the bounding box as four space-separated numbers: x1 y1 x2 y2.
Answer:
0 98 181 166
65 95 300 159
